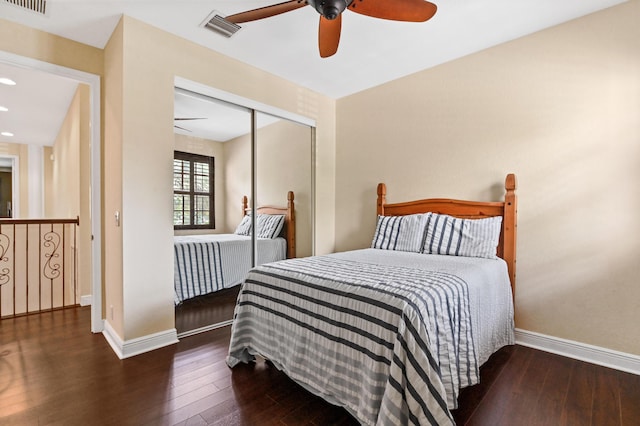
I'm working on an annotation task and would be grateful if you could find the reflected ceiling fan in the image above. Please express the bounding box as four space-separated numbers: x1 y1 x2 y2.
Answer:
225 0 437 58
174 117 206 132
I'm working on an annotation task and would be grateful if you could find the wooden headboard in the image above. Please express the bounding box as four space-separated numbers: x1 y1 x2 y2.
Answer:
242 191 296 259
377 174 517 295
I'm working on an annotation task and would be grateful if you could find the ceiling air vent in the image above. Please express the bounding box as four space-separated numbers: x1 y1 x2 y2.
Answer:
200 11 241 38
2 0 48 15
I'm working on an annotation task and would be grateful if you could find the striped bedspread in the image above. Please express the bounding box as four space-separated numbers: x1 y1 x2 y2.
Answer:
227 249 514 425
174 234 286 305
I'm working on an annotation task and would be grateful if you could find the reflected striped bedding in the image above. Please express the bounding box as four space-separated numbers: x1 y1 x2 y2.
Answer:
174 234 286 305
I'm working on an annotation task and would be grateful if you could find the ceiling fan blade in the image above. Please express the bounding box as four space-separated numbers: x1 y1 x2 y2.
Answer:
174 117 206 121
347 0 437 22
319 15 342 58
174 125 192 132
226 0 307 24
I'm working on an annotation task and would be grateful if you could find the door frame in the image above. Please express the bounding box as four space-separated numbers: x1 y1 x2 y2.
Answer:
0 155 19 218
0 50 103 333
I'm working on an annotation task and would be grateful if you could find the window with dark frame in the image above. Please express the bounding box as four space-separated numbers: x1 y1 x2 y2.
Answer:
173 151 215 230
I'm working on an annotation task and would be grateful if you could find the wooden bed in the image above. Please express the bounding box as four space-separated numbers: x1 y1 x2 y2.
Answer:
377 173 517 293
228 175 517 425
174 192 296 305
241 190 296 259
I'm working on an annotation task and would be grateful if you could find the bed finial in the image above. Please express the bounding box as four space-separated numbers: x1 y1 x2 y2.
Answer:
287 191 296 259
377 183 387 216
505 173 517 192
242 195 248 219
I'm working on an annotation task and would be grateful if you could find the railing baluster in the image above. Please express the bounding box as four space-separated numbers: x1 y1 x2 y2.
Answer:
0 223 2 314
39 223 42 312
50 223 53 310
62 223 66 307
26 224 29 313
12 223 16 317
0 223 3 315
73 222 78 306
0 218 79 319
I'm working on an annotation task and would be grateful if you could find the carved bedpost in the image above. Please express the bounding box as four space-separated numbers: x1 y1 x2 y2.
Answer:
242 195 248 219
503 174 518 298
287 191 296 259
377 183 387 216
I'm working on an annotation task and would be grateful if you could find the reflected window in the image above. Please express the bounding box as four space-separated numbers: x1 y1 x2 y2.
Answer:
173 151 215 229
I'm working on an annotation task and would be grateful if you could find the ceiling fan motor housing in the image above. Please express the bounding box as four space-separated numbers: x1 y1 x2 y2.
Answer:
308 0 352 20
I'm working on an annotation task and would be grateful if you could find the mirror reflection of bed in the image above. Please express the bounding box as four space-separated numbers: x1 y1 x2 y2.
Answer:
173 87 313 337
174 193 296 335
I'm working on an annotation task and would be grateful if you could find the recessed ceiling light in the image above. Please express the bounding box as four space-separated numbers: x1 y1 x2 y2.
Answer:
1 132 14 137
0 78 16 86
0 106 7 112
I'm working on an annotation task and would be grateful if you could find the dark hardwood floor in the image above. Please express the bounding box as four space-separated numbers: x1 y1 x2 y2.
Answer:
175 287 240 335
1 307 639 425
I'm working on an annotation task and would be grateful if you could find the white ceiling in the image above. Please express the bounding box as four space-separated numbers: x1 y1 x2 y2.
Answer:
0 61 79 146
0 0 626 145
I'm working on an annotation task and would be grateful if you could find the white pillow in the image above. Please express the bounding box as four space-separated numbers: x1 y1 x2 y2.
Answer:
371 214 429 253
234 215 252 236
256 214 285 239
421 213 502 259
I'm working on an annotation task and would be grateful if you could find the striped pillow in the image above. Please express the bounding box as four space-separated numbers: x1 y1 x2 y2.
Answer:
421 213 502 259
234 215 252 236
371 214 429 253
257 214 285 239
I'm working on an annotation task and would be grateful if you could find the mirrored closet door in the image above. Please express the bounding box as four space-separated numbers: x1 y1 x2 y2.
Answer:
173 86 315 337
255 111 313 259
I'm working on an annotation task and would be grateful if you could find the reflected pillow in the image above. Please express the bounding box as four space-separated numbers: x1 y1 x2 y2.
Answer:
257 214 285 239
371 214 429 253
234 215 252 236
421 213 502 259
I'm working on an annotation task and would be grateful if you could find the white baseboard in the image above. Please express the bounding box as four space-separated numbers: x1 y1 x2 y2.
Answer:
102 320 179 359
80 295 92 306
515 328 640 376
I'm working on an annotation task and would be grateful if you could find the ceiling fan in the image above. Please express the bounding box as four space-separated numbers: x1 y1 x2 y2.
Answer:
174 117 206 132
225 0 437 58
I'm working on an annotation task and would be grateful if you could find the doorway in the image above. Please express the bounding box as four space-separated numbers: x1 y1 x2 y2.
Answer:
0 156 16 218
0 51 102 332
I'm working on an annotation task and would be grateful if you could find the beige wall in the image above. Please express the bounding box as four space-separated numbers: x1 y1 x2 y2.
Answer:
104 16 335 341
222 131 251 232
335 2 640 355
44 84 93 299
46 87 80 218
103 20 124 336
173 133 226 236
0 18 103 77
